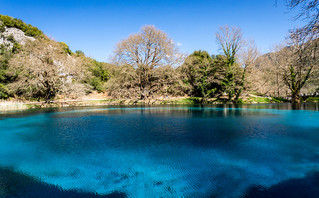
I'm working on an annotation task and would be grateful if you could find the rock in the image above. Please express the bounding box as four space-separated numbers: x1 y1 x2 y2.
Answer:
0 27 35 47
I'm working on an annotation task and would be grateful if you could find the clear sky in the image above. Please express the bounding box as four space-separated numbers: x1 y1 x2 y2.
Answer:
0 0 302 62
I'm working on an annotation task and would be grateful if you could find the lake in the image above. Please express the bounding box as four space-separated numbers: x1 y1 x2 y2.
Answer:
0 104 319 198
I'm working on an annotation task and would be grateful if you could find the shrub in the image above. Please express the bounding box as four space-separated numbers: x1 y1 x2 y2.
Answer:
59 42 72 55
0 84 9 99
88 61 111 92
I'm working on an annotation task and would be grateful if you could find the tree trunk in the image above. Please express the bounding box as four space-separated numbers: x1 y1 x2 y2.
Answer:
228 92 233 103
292 91 301 103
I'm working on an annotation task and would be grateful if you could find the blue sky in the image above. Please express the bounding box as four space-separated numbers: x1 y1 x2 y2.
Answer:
0 0 302 62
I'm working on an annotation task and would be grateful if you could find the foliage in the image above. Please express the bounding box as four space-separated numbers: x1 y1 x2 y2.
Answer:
0 14 43 37
59 42 72 55
306 97 319 102
180 51 224 102
216 25 244 102
0 83 9 99
0 13 317 104
87 60 111 92
74 50 85 57
0 46 16 99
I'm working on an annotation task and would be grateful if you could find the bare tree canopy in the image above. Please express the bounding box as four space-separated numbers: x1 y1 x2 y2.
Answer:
285 0 319 33
8 38 88 101
216 25 243 66
234 40 259 102
281 28 319 102
112 25 183 99
113 25 182 69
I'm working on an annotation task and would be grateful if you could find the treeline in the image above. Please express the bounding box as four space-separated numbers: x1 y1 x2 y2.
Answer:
0 14 318 104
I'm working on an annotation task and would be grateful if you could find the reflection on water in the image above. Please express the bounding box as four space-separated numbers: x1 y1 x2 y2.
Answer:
0 104 318 197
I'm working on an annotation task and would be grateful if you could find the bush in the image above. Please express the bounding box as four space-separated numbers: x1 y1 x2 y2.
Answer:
59 42 72 55
236 98 244 104
0 84 9 99
88 61 111 92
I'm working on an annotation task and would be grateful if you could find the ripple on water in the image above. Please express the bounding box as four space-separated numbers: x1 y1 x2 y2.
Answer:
0 105 319 197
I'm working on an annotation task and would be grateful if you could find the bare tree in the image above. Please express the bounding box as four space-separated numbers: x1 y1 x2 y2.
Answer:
106 65 140 99
112 25 183 99
234 40 259 102
281 28 319 103
8 38 86 101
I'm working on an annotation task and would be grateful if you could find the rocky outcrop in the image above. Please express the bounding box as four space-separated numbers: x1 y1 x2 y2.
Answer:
0 26 35 47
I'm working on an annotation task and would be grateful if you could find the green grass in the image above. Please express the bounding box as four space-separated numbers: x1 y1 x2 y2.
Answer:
306 97 319 103
243 97 284 104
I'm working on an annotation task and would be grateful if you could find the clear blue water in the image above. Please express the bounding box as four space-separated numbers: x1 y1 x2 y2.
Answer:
0 104 319 197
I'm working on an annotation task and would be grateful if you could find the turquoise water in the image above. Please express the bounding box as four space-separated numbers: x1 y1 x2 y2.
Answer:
0 104 319 197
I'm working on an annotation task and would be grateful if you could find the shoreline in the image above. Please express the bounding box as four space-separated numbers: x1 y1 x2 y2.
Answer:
1 96 318 113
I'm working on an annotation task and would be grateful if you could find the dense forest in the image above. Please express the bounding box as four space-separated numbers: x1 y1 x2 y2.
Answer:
0 1 318 104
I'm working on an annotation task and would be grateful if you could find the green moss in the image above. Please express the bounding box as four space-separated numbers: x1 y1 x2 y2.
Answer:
243 97 283 104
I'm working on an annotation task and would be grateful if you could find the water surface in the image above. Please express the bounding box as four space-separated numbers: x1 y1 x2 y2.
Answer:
0 104 319 197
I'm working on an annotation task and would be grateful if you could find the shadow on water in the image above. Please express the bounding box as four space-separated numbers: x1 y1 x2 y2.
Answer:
243 171 319 198
0 167 126 198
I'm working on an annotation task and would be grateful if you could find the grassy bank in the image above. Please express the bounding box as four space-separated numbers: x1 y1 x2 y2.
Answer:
306 97 319 103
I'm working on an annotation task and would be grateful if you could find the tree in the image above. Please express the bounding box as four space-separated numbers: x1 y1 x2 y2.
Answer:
8 38 83 101
234 40 259 102
106 65 140 99
248 47 288 97
86 60 111 92
216 25 244 102
280 28 319 103
181 51 224 103
0 46 13 99
151 66 185 97
112 25 183 99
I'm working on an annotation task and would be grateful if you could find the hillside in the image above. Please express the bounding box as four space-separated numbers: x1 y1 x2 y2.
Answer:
0 14 111 101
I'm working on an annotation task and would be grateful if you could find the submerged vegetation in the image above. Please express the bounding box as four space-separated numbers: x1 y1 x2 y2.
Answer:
0 10 318 108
